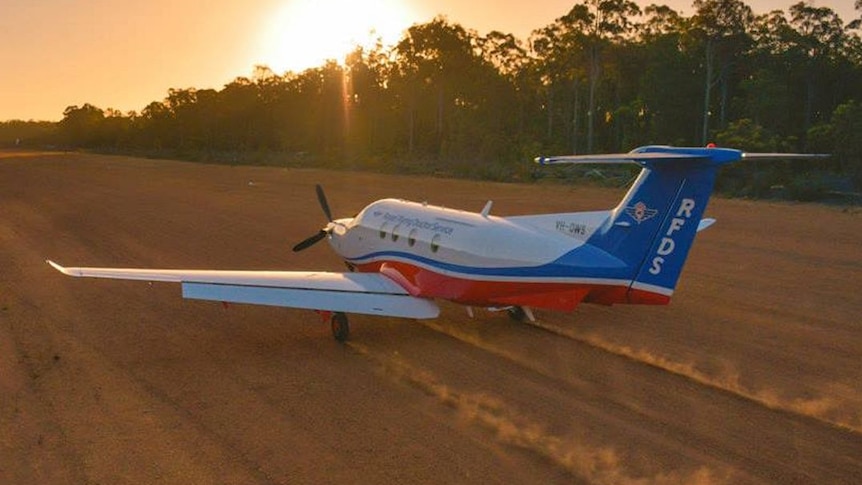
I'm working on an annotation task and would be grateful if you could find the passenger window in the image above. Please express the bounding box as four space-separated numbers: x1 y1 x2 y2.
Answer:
407 229 418 247
430 234 441 253
392 224 401 242
379 222 388 239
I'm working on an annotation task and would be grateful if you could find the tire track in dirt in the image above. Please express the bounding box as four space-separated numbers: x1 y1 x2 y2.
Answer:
346 340 729 485
405 313 862 482
524 318 862 435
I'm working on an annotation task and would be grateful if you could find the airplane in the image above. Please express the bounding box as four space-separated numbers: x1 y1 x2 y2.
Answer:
48 145 825 341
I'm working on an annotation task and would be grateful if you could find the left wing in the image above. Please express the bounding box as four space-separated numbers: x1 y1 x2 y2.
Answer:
47 261 439 319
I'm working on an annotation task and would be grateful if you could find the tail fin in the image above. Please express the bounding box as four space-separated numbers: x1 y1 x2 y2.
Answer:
537 146 826 303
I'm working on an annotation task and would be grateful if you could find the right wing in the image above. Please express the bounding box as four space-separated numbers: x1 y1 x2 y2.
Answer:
47 261 439 319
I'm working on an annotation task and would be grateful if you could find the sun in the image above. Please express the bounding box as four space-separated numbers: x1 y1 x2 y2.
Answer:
258 0 416 73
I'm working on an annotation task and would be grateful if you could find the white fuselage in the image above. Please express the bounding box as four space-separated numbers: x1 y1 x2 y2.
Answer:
324 198 633 310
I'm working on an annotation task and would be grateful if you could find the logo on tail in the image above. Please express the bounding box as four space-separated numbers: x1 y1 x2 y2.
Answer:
625 201 658 224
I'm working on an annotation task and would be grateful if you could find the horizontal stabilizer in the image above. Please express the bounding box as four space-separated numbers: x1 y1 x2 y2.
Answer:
742 152 830 160
536 145 828 167
697 218 716 232
535 151 703 165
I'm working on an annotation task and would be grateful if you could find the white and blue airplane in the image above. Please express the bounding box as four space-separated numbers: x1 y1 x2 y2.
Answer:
48 145 823 341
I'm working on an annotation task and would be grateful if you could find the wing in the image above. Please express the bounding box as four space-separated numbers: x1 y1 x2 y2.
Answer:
47 261 439 319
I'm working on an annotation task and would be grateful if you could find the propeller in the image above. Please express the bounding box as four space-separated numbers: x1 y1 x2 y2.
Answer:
316 184 333 222
292 229 328 252
292 184 335 252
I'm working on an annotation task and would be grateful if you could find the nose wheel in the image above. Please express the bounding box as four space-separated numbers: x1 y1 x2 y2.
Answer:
330 312 350 341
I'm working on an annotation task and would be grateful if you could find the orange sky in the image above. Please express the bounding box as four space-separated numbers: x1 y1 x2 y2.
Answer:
1 0 857 121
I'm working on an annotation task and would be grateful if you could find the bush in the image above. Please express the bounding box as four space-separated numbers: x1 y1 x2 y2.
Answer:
785 173 831 201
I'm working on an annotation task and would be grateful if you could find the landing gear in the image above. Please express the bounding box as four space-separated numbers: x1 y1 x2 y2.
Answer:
330 312 350 342
506 306 536 323
507 306 527 322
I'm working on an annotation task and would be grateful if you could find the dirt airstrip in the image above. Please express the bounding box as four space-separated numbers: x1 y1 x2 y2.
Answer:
1 151 861 484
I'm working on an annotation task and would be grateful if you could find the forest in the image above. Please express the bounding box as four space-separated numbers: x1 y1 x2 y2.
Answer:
3 0 862 200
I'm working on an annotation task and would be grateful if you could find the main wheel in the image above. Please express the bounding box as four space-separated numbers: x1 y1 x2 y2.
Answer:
330 312 350 342
507 306 527 322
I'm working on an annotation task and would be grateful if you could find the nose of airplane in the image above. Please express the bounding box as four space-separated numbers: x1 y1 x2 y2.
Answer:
330 218 352 236
325 217 354 252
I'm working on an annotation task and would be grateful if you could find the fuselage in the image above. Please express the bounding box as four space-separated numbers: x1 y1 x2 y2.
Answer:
325 198 666 311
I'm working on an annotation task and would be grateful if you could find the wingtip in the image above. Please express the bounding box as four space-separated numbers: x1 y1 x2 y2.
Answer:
47 260 71 275
741 152 831 160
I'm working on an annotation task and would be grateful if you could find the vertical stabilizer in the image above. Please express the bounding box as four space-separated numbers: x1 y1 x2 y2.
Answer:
538 146 740 303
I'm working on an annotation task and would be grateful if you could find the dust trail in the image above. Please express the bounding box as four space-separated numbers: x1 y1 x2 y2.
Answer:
527 320 862 435
347 342 730 485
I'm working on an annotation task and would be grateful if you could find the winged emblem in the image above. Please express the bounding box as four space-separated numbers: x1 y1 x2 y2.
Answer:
624 201 658 224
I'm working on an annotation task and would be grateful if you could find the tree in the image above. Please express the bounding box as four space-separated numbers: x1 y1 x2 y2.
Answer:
810 100 862 185
690 0 755 144
529 0 641 154
391 17 500 163
638 5 700 144
59 104 106 147
0 120 57 147
788 2 847 128
530 20 585 153
553 1 641 152
848 0 861 30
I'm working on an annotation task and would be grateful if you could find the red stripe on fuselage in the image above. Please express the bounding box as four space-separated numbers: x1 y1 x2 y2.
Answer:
354 260 670 311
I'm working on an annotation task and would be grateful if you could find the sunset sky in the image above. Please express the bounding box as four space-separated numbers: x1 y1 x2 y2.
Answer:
1 0 857 121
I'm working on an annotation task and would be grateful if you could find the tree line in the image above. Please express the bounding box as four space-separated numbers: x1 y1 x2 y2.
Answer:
4 0 862 199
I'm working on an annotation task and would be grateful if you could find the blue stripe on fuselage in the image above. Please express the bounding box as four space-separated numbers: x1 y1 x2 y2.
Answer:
346 242 629 280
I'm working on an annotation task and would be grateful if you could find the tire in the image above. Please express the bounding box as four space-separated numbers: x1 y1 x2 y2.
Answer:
507 306 527 322
331 312 350 342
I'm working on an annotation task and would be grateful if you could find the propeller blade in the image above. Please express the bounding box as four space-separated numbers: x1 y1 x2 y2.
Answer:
292 230 328 252
291 185 336 252
316 184 333 222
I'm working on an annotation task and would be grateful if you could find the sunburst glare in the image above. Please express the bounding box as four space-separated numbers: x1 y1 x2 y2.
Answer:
258 0 416 73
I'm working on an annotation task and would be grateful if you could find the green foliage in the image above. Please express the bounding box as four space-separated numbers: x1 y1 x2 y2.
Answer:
0 120 57 147
715 118 788 152
785 172 832 201
16 1 862 202
808 99 862 188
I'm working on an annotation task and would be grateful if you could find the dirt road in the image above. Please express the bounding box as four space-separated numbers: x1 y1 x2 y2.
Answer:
2 151 860 483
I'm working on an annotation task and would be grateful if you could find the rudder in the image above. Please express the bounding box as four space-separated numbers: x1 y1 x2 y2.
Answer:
583 162 717 303
625 164 717 303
